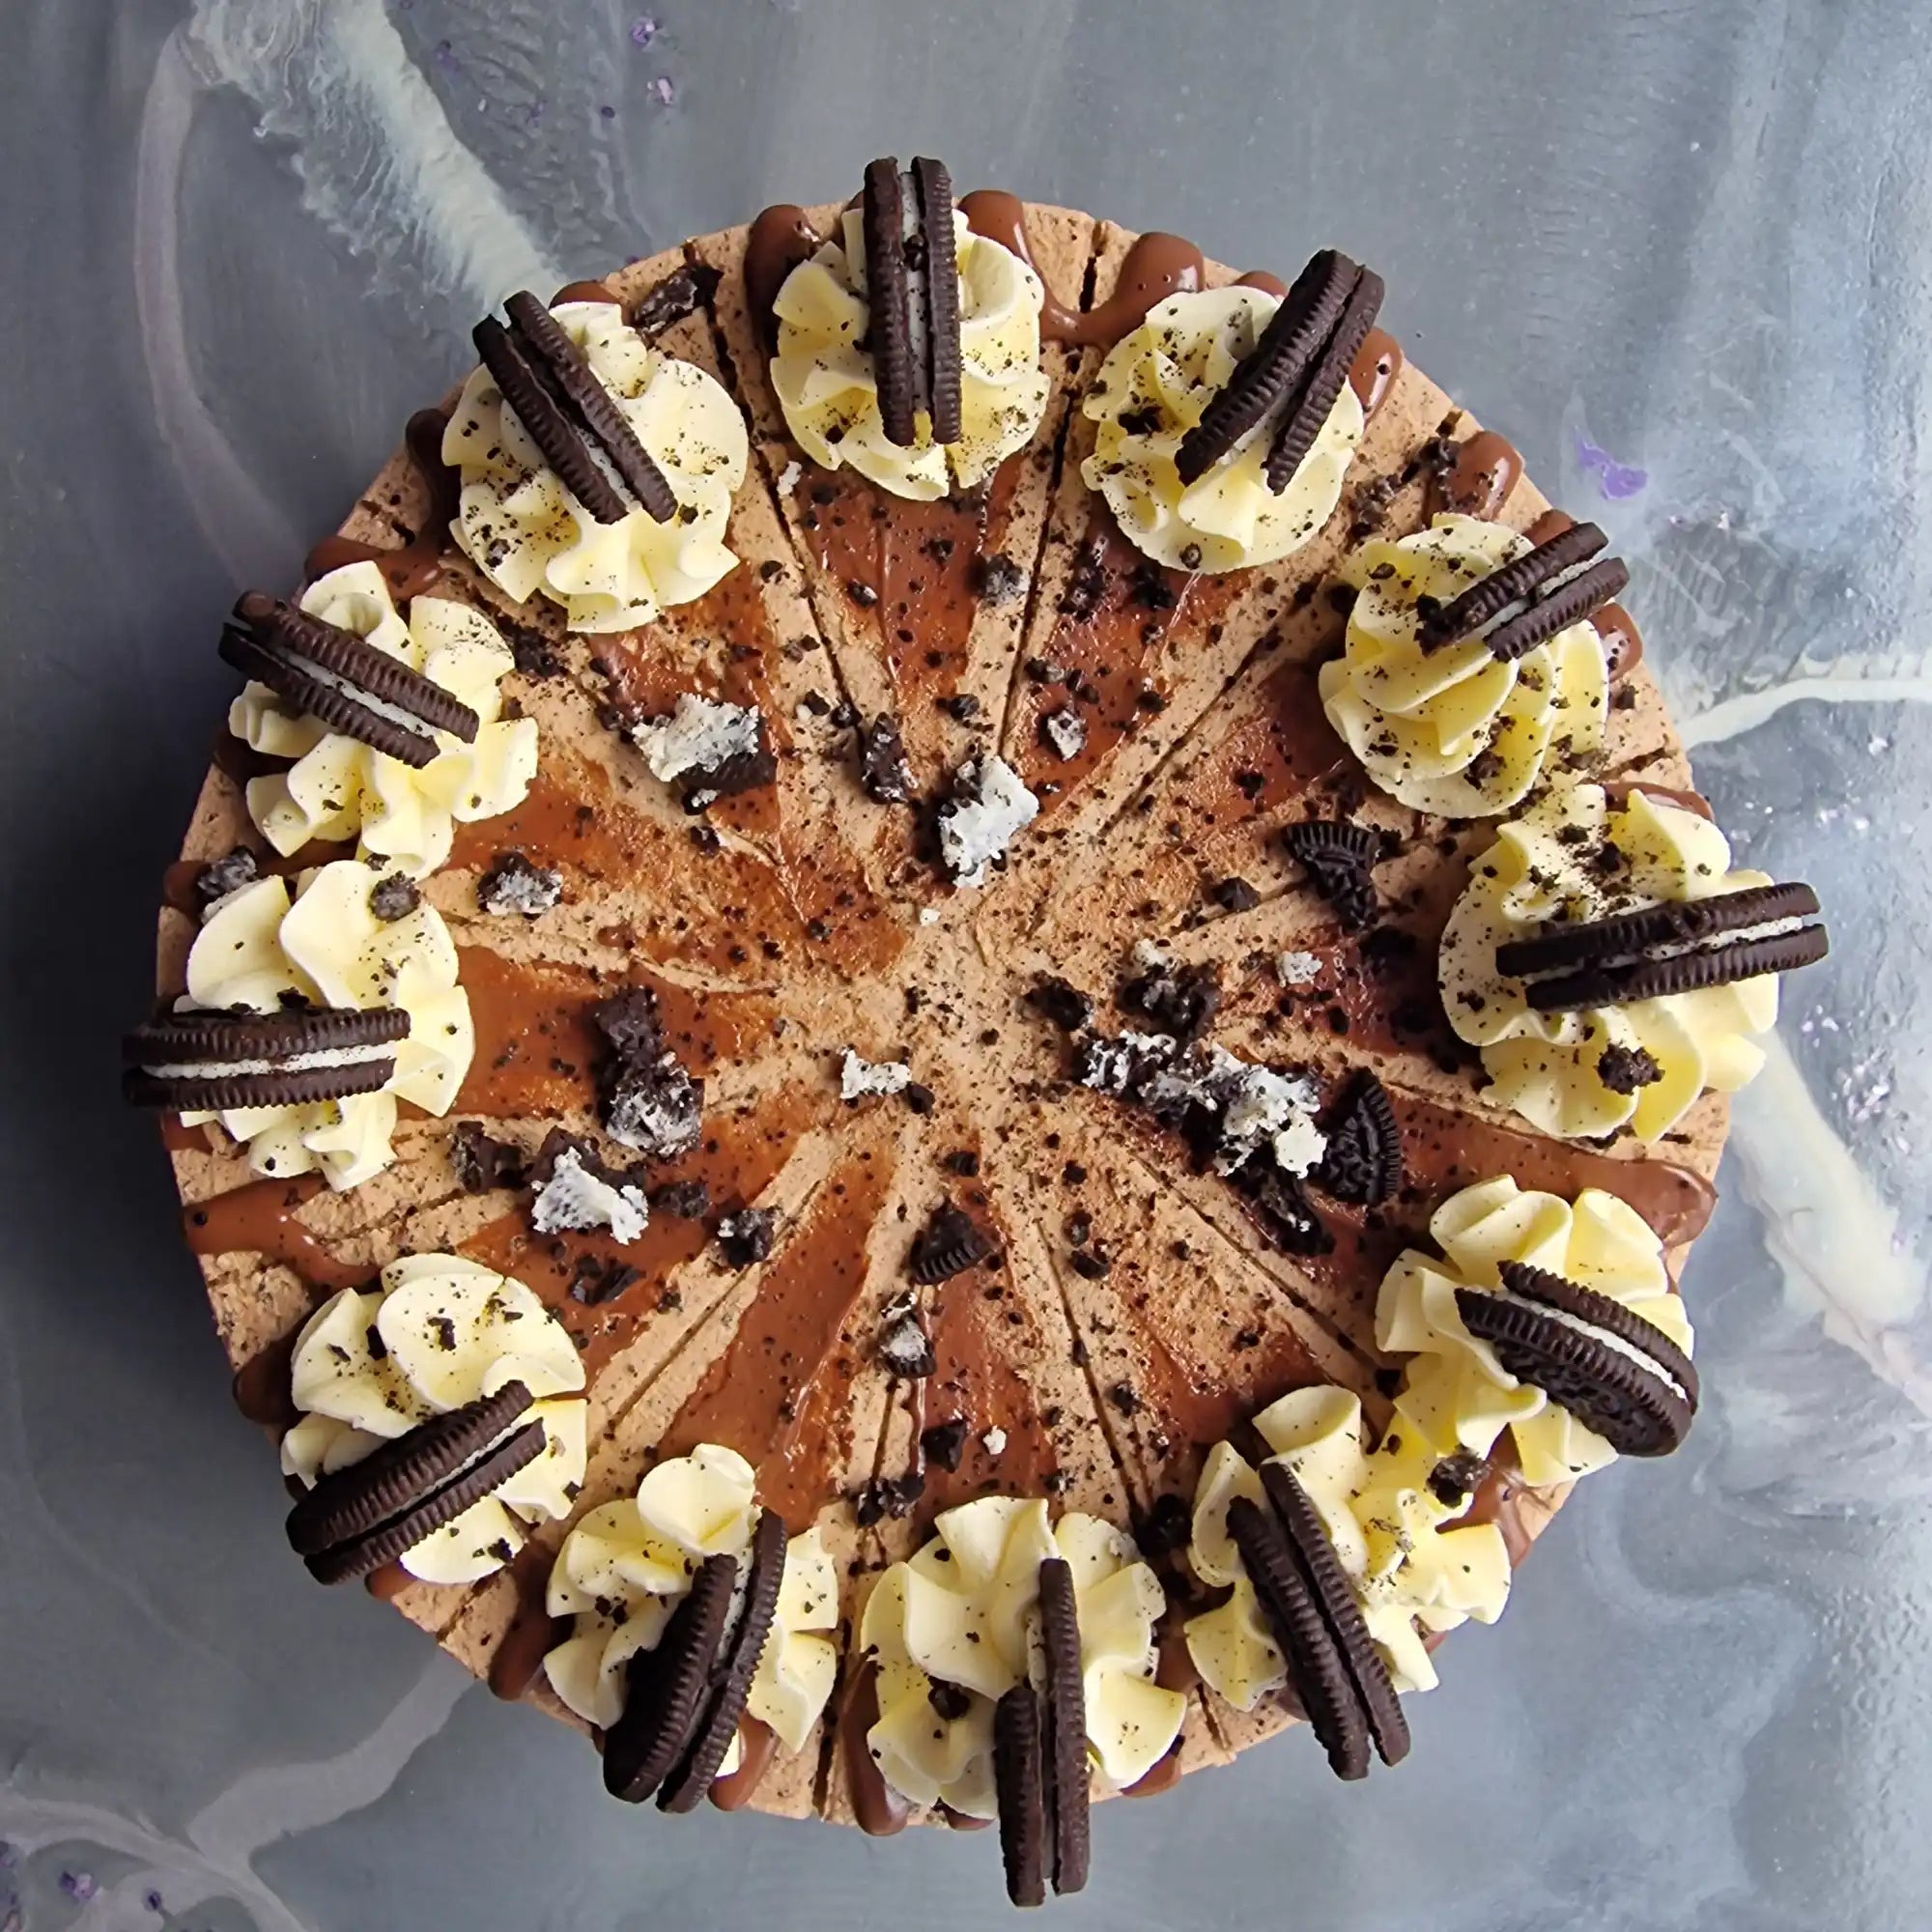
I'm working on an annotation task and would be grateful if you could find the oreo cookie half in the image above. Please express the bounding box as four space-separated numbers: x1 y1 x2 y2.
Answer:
1226 1493 1370 1779
1257 1462 1408 1770
1281 817 1379 931
656 1508 790 1813
1495 880 1828 1013
123 1006 410 1113
909 1202 995 1284
1312 1069 1403 1206
1418 521 1630 663
861 155 965 449
992 1683 1048 1908
1037 1556 1091 1896
603 1550 737 1803
219 592 479 768
1458 1262 1698 1456
501 291 677 523
286 1381 544 1584
1176 249 1358 486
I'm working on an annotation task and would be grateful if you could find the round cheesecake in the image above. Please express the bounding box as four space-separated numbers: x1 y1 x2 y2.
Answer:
149 188 1755 1840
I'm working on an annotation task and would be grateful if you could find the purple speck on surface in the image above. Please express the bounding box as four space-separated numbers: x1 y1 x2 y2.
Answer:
525 99 545 127
60 1870 99 1901
630 14 659 45
1573 430 1648 500
649 73 677 104
433 38 459 73
599 102 616 119
146 1889 165 1913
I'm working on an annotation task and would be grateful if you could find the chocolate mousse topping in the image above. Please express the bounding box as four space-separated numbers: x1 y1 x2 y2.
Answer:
1417 519 1631 663
218 590 478 767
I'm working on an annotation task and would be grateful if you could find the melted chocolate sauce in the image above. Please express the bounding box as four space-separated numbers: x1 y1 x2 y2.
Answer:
709 1719 781 1811
840 1660 911 1835
1426 429 1522 524
745 204 825 351
489 1541 568 1701
303 408 461 600
185 1175 366 1293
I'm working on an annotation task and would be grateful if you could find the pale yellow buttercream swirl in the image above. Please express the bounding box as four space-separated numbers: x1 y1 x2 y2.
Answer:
771 210 1050 499
543 1444 839 1758
178 860 472 1188
232 562 537 878
1081 285 1365 574
444 299 748 633
860 1496 1185 1816
1440 781 1779 1140
1374 1176 1693 1488
1320 515 1608 814
280 1255 587 1584
1184 1386 1510 1707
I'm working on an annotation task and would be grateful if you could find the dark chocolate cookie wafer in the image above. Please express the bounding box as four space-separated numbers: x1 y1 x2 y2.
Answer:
912 156 963 445
1037 1557 1090 1895
1263 263 1383 494
123 1006 410 1113
657 1509 789 1813
604 1551 738 1803
473 314 629 525
291 1388 546 1585
992 1683 1048 1908
1282 818 1379 931
910 1202 995 1284
1313 1069 1403 1206
220 592 479 767
1520 923 1829 1014
1459 1266 1698 1456
502 291 677 523
1496 881 1821 981
1175 249 1356 485
1257 1462 1408 1769
1417 520 1626 664
863 158 919 446
1225 1494 1370 1779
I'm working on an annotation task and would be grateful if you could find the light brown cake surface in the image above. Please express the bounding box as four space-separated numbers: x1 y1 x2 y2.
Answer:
155 199 1721 1826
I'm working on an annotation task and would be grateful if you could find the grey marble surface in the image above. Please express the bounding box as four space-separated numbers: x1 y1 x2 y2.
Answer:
3 1 1928 1926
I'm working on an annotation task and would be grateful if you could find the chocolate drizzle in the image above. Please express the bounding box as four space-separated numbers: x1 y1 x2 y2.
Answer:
185 1175 365 1292
745 204 826 351
304 409 461 598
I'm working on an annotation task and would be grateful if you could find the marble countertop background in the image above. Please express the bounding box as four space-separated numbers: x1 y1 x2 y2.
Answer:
3 2 1928 1926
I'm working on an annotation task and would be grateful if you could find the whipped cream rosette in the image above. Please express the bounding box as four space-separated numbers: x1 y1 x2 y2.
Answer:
772 189 1050 500
1082 283 1367 573
230 561 537 877
444 298 748 632
173 860 471 1188
859 1495 1184 1817
1320 515 1610 815
280 1255 587 1584
1374 1175 1693 1486
543 1444 838 1761
1185 1385 1510 1708
1439 782 1822 1140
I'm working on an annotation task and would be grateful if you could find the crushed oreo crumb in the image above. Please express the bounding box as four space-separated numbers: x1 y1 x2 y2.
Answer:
368 872 421 923
1039 707 1088 761
910 1202 994 1284
449 1122 526 1194
853 1471 925 1526
921 1417 970 1471
1121 958 1222 1045
715 1207 776 1268
1211 876 1262 914
1312 1070 1404 1206
858 714 914 805
878 1313 937 1378
590 987 704 1158
627 260 721 335
476 851 562 918
1027 976 1094 1034
1597 1043 1664 1094
972 552 1027 605
1281 818 1379 931
192 846 262 911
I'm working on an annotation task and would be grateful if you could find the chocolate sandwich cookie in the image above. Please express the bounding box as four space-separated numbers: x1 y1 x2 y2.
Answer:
1495 880 1828 1012
1457 1261 1698 1456
1417 520 1630 663
603 1550 738 1803
286 1381 545 1584
992 1682 1049 1908
219 592 480 768
1036 1556 1090 1896
1225 1493 1370 1780
1313 1069 1403 1206
861 155 966 448
1173 248 1383 495
1281 818 1380 932
1256 1462 1408 1769
656 1508 790 1813
475 293 676 525
123 1006 411 1113
909 1201 995 1284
